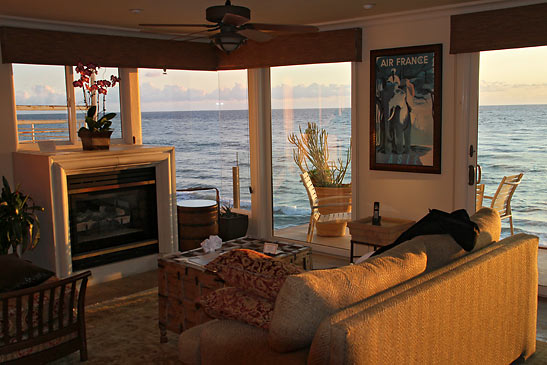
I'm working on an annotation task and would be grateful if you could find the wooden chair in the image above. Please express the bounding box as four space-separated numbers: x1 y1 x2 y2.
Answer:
300 172 352 242
0 271 91 364
483 173 523 235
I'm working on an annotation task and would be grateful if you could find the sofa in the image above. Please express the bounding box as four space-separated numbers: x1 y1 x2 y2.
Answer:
178 208 538 364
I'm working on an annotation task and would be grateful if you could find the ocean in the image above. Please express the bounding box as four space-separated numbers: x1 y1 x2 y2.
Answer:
15 105 546 246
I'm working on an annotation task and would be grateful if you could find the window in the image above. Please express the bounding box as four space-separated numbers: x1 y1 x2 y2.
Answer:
13 64 70 143
13 64 122 144
270 62 351 246
139 68 250 210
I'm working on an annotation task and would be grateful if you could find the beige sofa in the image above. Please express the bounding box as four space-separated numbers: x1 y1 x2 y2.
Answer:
178 208 538 364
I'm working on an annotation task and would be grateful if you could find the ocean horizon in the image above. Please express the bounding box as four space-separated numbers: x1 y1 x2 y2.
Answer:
15 104 546 246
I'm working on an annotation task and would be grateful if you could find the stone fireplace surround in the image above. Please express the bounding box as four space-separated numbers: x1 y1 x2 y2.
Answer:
13 145 178 285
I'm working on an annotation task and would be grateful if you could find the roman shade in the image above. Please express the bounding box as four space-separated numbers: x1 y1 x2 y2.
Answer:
450 3 547 54
0 26 361 70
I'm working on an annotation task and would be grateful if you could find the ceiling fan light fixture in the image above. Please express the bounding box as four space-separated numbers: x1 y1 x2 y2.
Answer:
211 31 246 53
363 3 376 9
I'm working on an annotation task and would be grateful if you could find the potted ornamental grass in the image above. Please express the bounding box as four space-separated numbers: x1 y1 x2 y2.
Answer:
288 122 352 237
73 63 120 150
218 205 248 241
0 177 43 256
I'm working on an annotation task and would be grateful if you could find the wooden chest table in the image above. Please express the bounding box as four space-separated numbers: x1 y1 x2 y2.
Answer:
158 237 312 342
347 216 415 263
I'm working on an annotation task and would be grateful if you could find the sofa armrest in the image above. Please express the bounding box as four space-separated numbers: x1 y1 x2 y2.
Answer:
308 234 538 365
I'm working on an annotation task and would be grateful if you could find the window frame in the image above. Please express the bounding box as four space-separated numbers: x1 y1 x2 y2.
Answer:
14 64 124 147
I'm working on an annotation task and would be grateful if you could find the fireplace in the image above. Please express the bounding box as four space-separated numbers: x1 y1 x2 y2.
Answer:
13 145 178 284
68 167 159 271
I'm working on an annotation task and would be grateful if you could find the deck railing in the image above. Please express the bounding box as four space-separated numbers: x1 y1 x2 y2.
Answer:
16 105 87 143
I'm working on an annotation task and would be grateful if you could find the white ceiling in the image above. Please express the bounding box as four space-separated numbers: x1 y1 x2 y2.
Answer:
0 0 482 34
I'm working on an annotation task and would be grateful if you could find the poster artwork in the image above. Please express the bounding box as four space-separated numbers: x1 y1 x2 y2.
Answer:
371 44 442 173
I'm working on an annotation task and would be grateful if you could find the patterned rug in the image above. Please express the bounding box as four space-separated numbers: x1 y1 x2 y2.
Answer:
51 288 179 364
48 288 547 364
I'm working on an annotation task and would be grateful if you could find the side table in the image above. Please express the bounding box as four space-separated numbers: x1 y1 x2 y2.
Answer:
157 237 312 342
347 216 415 263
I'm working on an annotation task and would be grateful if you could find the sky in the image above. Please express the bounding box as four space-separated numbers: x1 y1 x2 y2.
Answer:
11 46 547 111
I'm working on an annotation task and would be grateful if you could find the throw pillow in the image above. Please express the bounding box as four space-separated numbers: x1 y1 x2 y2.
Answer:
200 287 274 329
205 249 303 300
268 242 428 352
0 254 55 293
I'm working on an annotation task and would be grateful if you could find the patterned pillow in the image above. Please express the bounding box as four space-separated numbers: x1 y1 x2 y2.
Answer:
205 249 303 300
200 287 274 329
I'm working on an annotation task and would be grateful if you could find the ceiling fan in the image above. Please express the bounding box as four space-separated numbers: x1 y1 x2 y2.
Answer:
139 0 319 53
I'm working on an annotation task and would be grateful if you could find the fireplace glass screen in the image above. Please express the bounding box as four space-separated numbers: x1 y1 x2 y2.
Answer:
68 167 158 270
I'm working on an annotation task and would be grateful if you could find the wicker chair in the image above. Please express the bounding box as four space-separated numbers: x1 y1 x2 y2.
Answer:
300 172 351 242
483 173 523 235
0 271 91 364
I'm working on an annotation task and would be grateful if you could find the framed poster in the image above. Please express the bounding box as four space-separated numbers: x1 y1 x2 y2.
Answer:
370 44 442 173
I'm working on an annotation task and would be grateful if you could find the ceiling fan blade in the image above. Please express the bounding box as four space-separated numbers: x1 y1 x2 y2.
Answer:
222 13 249 26
245 23 319 33
139 23 217 28
237 29 273 42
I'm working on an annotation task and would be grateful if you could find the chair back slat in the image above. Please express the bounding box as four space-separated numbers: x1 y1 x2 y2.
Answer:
68 281 76 325
15 296 22 342
48 287 55 334
37 290 45 336
58 284 66 329
476 183 485 211
27 294 34 339
301 172 319 207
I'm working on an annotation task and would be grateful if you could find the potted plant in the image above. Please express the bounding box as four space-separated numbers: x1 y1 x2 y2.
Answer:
0 177 43 256
73 63 120 150
218 205 248 241
288 122 352 237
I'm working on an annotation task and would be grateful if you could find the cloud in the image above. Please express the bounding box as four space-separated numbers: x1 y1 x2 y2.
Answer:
271 83 350 99
480 80 547 92
15 85 66 105
140 82 248 103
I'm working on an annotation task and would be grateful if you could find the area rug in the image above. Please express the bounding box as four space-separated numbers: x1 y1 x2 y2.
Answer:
51 288 180 364
48 288 547 364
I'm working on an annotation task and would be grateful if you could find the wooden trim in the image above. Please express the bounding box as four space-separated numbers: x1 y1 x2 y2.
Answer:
450 3 547 54
218 28 362 70
0 26 218 70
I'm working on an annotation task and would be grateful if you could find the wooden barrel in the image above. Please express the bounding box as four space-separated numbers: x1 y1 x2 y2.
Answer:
177 199 218 251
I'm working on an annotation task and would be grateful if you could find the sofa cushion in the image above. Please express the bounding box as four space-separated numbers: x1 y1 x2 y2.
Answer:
200 287 274 330
471 207 501 249
0 255 55 293
205 249 303 300
268 242 427 352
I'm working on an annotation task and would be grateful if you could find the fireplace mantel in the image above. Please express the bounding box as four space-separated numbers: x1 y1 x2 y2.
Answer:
13 145 178 284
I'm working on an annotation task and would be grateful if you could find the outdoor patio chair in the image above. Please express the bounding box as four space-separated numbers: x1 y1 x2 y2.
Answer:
300 172 352 242
476 183 485 211
483 173 523 235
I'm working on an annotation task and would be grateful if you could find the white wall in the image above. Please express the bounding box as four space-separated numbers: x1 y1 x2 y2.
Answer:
356 14 457 220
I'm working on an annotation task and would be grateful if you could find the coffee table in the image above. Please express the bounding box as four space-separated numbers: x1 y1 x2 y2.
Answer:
157 237 312 342
347 216 415 263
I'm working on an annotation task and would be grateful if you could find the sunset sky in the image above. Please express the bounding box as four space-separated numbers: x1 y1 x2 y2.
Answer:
11 46 547 111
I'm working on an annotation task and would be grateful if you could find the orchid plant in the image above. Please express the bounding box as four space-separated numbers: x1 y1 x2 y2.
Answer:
73 63 120 133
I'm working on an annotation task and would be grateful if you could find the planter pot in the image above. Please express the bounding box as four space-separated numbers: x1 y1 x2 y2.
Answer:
315 185 352 237
219 213 248 241
78 129 113 151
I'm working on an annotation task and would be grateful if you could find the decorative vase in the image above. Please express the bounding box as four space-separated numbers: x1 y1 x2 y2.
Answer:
78 129 113 151
314 185 352 237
